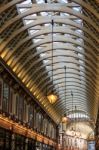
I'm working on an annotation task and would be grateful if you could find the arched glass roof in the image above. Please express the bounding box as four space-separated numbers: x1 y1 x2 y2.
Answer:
0 0 99 124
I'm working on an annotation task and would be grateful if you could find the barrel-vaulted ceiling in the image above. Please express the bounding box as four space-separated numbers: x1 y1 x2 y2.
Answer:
0 0 99 124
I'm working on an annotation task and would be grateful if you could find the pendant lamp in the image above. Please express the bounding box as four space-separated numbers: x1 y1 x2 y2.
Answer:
62 66 69 123
47 20 58 104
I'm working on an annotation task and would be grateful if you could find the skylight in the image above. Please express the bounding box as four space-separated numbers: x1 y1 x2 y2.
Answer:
16 0 87 121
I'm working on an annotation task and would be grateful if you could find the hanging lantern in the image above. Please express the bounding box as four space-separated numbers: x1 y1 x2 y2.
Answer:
62 114 69 123
47 20 58 104
61 66 70 123
47 94 58 104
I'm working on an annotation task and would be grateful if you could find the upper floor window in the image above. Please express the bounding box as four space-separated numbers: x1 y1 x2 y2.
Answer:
28 105 34 128
0 81 2 107
18 96 24 121
2 82 9 112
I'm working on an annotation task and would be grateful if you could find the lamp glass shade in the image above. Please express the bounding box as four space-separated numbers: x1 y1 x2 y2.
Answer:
62 114 69 123
47 94 57 104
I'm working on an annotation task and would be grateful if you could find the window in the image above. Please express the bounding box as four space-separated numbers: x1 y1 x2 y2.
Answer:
38 113 42 132
23 101 27 122
15 95 19 117
0 81 2 107
44 118 48 135
48 121 50 137
33 107 36 129
28 105 33 128
43 118 46 135
2 83 9 112
18 96 24 121
40 114 44 133
9 89 13 113
35 112 39 130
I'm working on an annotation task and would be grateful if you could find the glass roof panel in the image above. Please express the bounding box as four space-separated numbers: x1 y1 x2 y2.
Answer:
16 0 94 123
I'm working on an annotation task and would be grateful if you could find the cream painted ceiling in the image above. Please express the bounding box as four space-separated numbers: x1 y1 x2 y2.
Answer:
0 0 99 124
